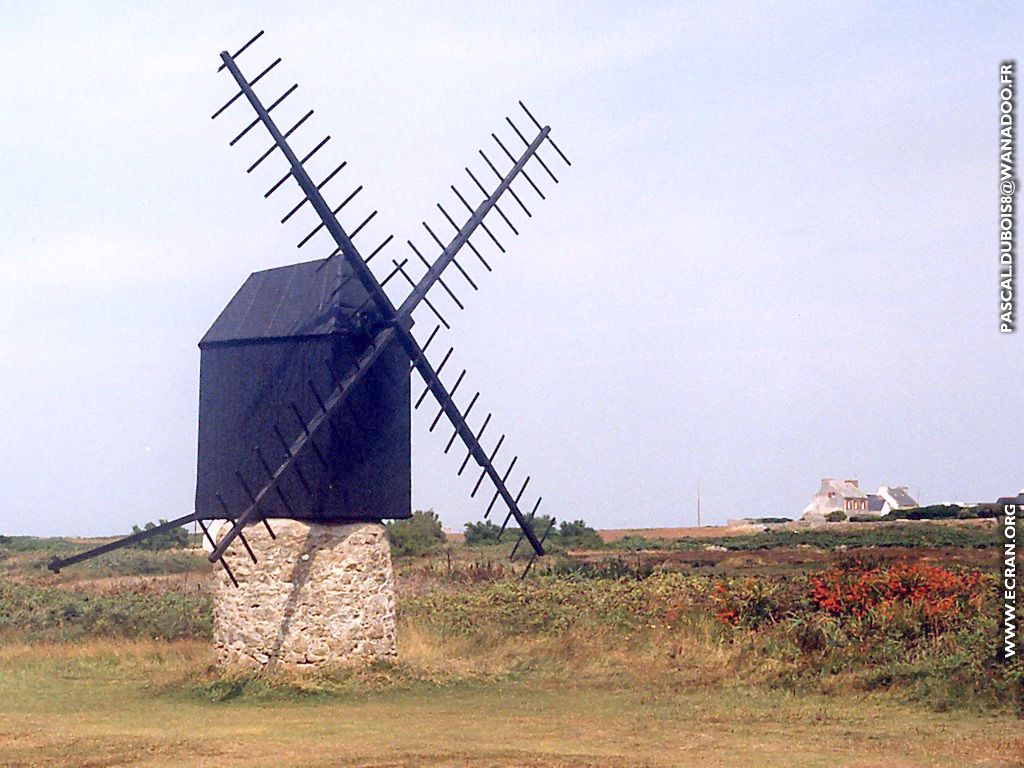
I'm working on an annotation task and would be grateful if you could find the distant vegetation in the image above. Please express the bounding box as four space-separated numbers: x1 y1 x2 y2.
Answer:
0 535 73 554
1 535 206 579
463 519 505 546
0 579 210 642
883 504 998 521
385 509 446 556
550 518 604 549
129 519 190 550
609 522 1001 552
462 516 603 550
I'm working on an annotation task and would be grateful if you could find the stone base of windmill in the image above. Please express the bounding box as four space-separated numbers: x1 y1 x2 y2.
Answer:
212 519 397 672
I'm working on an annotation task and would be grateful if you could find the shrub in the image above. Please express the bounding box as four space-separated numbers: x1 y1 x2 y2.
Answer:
555 519 603 549
507 516 602 551
848 514 879 523
884 504 974 521
386 509 446 556
806 559 985 635
711 558 988 637
129 520 190 551
751 517 792 524
707 559 1019 709
825 510 846 523
711 577 796 629
463 520 506 546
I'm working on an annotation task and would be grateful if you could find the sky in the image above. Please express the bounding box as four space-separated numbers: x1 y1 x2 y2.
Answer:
1 1 1021 537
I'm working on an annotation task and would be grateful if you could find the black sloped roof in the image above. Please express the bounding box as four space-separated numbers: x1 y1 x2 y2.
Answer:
200 258 370 347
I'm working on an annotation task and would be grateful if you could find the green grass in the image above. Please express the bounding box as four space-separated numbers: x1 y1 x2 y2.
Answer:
0 637 1021 768
1 537 209 581
0 535 75 553
0 577 211 642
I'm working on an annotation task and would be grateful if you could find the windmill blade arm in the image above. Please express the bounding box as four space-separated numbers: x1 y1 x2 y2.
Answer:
398 329 545 557
47 511 202 573
396 126 550 323
218 51 395 321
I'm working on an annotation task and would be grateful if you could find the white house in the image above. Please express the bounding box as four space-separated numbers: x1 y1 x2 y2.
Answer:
802 480 918 522
803 478 869 522
875 485 918 515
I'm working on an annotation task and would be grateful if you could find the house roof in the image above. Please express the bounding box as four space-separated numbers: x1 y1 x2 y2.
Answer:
996 491 1024 506
879 486 917 508
200 258 371 347
867 494 885 512
818 478 867 500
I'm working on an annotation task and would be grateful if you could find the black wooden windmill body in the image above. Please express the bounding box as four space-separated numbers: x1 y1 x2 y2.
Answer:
49 32 569 581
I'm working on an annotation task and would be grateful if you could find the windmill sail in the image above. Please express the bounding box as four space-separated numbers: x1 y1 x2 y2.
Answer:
48 31 571 580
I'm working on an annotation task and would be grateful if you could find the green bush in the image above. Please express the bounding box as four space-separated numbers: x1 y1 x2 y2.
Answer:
386 510 446 557
464 520 506 546
129 520 190 551
825 510 847 523
479 516 603 551
883 504 985 521
554 519 603 549
711 564 1021 711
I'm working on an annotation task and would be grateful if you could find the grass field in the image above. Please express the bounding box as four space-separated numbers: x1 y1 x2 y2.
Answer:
0 637 1020 768
0 524 1020 767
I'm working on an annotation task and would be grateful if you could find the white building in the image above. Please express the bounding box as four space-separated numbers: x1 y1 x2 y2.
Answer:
802 479 918 522
875 485 918 515
804 478 868 522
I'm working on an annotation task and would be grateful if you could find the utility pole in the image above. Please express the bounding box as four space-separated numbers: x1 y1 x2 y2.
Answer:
697 481 702 527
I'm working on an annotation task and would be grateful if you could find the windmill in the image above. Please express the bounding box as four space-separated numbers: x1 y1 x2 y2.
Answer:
48 31 570 583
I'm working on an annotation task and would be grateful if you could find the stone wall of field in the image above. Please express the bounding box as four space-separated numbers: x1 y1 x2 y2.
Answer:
213 519 396 671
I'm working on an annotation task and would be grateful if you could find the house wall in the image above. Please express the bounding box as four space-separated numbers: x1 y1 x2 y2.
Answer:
811 491 843 517
808 479 867 519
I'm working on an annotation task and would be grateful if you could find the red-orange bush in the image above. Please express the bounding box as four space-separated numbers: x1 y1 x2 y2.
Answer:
808 559 984 631
712 559 988 637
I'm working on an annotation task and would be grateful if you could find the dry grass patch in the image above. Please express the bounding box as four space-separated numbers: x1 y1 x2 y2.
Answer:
0 636 1020 768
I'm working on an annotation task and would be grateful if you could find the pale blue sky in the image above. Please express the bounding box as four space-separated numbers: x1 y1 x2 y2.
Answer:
1 1 1020 536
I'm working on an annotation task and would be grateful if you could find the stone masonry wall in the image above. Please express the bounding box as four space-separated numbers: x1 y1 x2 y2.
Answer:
213 520 396 671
